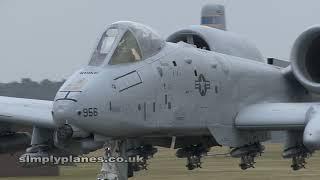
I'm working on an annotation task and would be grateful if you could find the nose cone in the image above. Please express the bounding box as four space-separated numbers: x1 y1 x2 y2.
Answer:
52 100 78 126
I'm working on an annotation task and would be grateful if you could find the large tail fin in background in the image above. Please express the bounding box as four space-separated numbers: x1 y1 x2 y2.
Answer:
201 4 226 31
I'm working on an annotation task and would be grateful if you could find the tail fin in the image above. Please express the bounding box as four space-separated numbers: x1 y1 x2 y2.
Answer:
201 4 226 31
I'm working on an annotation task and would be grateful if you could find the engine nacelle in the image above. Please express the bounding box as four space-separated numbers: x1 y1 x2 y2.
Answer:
167 25 264 62
291 26 320 94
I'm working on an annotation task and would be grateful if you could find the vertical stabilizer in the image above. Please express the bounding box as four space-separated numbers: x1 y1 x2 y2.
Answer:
201 4 226 31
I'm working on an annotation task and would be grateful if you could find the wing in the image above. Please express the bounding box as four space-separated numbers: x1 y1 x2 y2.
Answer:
235 103 318 130
0 96 56 129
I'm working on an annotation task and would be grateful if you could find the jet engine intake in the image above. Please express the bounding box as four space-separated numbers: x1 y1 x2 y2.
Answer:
291 26 320 94
167 26 263 62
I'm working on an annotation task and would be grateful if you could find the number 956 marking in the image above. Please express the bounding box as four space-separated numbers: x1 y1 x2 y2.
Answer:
83 108 98 117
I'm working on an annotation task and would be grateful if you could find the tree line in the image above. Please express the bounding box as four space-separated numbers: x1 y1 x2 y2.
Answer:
0 78 64 100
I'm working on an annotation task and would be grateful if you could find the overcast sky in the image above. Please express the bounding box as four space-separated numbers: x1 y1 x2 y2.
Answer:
0 0 319 82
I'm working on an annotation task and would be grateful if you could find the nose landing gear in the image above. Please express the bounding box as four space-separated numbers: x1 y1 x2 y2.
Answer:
97 140 128 180
97 140 157 180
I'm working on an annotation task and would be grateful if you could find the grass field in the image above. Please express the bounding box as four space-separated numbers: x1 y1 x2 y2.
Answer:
1 144 320 180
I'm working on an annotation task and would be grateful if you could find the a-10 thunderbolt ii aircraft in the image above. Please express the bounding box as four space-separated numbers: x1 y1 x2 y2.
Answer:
2 19 320 179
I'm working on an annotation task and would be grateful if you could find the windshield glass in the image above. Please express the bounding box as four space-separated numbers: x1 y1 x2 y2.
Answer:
128 23 165 60
100 29 118 54
89 28 119 66
109 30 142 65
89 21 165 66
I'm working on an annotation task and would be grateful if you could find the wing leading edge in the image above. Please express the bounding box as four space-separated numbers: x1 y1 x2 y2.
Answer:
0 96 56 129
235 103 320 130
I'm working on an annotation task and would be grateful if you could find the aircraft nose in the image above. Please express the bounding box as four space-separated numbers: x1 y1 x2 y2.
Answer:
52 100 78 126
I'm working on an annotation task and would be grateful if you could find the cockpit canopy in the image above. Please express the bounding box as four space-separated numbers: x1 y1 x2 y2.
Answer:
89 21 165 66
